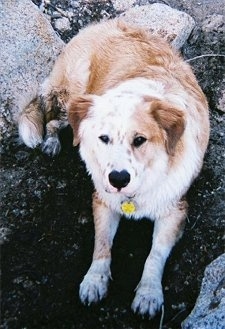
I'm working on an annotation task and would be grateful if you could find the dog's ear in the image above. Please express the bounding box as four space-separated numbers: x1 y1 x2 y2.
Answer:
151 100 185 155
68 96 93 146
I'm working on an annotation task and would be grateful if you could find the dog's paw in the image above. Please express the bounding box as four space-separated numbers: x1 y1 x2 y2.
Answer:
41 136 61 156
79 271 110 305
79 259 111 305
131 282 163 318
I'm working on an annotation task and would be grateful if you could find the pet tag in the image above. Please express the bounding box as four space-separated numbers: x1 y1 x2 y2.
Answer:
121 201 136 215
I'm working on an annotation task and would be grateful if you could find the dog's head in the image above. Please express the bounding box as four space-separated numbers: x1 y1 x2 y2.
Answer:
68 92 185 197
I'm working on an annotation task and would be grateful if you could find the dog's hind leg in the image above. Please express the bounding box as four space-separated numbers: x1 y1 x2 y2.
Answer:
39 76 70 156
41 110 68 156
19 78 69 156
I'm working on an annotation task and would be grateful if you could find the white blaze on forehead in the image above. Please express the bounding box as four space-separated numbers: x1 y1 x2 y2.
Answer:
93 92 139 117
92 78 165 113
83 97 139 143
87 78 165 133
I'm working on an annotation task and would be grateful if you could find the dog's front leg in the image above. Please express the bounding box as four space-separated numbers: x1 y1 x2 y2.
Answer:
79 192 120 305
132 200 187 318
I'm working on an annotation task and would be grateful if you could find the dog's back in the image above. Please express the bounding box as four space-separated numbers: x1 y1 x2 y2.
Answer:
19 19 208 153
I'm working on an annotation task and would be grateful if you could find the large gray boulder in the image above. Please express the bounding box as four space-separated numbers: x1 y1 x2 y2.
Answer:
0 1 195 142
121 3 195 50
0 0 64 141
182 253 225 329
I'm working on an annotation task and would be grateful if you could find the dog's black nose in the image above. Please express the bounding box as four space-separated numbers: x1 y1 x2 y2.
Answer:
108 170 130 189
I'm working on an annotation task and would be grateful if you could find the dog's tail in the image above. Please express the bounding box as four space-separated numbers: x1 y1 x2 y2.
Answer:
18 97 44 148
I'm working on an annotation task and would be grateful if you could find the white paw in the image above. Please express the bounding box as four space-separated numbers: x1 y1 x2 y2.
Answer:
131 282 164 318
79 271 110 305
41 136 61 156
79 259 111 305
19 119 43 148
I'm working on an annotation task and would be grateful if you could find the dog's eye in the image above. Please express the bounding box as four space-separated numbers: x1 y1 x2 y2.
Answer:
99 135 110 144
133 136 147 148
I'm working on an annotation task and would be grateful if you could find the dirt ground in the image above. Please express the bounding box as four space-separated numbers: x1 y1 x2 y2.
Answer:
1 1 225 328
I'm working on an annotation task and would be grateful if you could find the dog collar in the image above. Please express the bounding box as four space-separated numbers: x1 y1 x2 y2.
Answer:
121 200 136 215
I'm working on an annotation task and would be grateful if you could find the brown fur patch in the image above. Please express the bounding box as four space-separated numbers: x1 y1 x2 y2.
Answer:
68 96 93 145
150 100 185 155
92 192 112 260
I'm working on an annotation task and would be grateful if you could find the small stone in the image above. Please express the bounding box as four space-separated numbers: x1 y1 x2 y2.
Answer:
202 14 225 33
0 226 10 245
217 89 225 112
15 150 30 161
111 0 136 12
54 17 71 32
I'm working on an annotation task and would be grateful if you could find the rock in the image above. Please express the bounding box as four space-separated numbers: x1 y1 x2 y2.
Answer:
54 17 71 32
182 253 225 329
0 226 10 245
217 87 225 112
121 3 195 50
111 0 136 12
0 0 64 141
202 14 225 33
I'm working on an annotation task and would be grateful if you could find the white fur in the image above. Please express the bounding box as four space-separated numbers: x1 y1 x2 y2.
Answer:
79 78 200 219
18 116 43 148
79 258 111 305
78 77 205 316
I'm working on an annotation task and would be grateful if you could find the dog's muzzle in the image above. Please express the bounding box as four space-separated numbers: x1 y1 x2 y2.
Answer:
108 170 130 190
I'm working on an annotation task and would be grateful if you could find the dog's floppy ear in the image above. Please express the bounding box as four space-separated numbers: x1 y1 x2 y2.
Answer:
151 100 185 155
68 95 93 146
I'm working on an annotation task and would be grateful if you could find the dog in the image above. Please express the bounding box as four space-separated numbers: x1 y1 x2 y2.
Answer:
18 19 209 318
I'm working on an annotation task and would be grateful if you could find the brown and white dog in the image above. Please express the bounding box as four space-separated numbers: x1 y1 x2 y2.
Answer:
18 19 209 318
